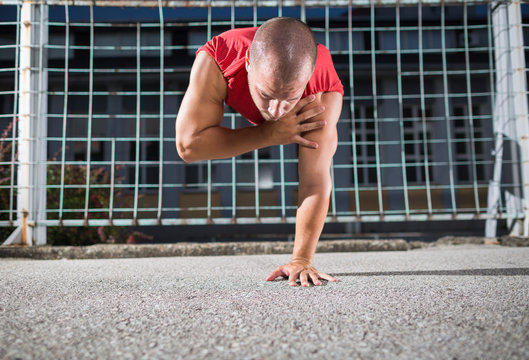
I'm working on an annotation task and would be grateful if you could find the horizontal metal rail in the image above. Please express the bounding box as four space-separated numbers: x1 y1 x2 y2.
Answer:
0 0 512 8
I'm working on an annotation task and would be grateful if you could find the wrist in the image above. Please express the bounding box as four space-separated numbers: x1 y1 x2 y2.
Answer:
257 121 277 147
290 256 313 267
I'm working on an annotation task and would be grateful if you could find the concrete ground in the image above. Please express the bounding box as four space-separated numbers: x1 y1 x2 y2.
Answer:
1 244 528 359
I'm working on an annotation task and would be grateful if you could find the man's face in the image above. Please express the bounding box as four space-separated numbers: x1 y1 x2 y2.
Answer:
246 52 312 122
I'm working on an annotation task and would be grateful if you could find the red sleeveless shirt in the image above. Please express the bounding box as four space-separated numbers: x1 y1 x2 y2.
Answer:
196 27 344 125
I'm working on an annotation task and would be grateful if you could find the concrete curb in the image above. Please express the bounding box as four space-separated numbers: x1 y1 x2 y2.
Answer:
0 237 527 260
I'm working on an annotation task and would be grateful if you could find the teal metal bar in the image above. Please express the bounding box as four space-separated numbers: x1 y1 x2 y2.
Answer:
418 0 433 215
279 144 286 219
254 149 260 219
157 0 165 223
0 0 509 7
207 160 212 221
58 3 69 224
463 2 481 213
8 0 21 226
253 0 257 27
231 115 237 221
395 1 410 217
2 210 514 230
348 0 360 217
34 2 48 244
109 137 115 223
440 2 457 214
325 1 337 219
133 22 141 223
371 0 384 215
207 0 211 40
230 0 235 29
83 3 94 225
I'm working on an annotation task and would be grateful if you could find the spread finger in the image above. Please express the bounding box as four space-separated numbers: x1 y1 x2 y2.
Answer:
309 272 322 286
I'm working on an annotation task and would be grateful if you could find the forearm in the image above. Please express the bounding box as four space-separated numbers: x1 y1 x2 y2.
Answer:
291 182 332 265
291 93 341 266
178 125 270 163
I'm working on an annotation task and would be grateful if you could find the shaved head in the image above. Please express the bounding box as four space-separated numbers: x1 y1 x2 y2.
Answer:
249 17 317 84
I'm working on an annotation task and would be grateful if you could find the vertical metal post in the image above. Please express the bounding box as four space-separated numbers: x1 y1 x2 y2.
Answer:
7 0 48 246
133 22 141 224
485 1 501 234
253 0 257 27
231 114 237 222
84 3 94 226
35 0 48 246
507 1 529 236
254 149 260 220
109 138 115 223
418 0 433 215
207 160 212 221
441 3 457 215
279 144 286 220
396 1 410 217
325 1 337 219
488 1 529 236
348 0 360 217
9 0 21 227
15 1 34 245
157 0 165 224
59 3 70 225
370 0 384 216
207 0 211 40
463 3 480 214
487 2 508 236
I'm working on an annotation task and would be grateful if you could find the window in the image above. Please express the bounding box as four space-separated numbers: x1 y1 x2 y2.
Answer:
353 106 377 185
402 105 433 184
453 104 486 182
184 163 208 188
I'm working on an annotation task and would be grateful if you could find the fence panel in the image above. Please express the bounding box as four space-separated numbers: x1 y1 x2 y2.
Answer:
0 0 527 245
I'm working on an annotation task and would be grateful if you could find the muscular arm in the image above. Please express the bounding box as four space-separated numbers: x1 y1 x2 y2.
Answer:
176 52 324 163
176 52 270 163
266 91 343 286
293 91 342 265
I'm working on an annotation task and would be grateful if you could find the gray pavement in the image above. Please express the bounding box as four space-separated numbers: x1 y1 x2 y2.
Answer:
1 244 528 359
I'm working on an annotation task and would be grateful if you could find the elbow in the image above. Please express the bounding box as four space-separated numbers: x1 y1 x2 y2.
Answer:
299 175 333 199
176 136 198 164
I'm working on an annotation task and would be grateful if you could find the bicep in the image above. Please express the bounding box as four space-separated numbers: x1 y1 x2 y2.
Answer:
298 91 343 186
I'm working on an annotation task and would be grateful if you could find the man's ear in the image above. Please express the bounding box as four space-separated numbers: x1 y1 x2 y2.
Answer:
245 49 250 72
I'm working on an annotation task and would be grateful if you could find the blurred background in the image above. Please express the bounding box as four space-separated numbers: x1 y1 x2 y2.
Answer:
1 0 528 245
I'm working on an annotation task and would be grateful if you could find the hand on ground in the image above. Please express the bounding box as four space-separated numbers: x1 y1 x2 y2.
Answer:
265 261 337 287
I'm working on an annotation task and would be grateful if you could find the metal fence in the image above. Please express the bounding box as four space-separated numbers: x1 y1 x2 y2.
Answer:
0 0 528 245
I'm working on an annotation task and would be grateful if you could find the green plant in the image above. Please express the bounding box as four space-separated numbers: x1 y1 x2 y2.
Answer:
0 120 16 242
46 151 127 246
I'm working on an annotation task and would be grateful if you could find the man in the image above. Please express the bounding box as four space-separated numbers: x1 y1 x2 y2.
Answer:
176 17 343 287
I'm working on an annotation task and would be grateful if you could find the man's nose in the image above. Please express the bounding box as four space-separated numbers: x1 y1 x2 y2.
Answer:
268 100 284 119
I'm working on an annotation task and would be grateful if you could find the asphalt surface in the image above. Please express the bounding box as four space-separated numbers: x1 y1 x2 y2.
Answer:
1 244 528 360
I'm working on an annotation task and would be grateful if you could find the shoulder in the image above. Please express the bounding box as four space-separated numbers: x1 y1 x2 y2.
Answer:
305 44 344 96
190 51 227 104
314 44 339 76
196 27 257 78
